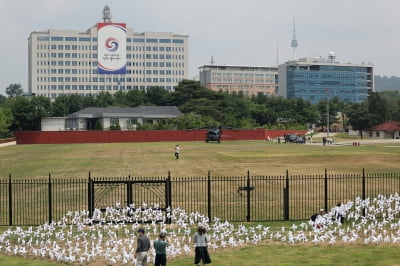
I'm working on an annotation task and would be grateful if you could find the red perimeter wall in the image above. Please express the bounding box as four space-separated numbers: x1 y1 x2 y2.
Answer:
15 129 307 144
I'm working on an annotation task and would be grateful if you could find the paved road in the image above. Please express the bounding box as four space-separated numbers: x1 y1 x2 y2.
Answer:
307 133 400 146
0 141 16 147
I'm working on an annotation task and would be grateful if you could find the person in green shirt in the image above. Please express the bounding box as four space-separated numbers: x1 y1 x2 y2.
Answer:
153 232 170 266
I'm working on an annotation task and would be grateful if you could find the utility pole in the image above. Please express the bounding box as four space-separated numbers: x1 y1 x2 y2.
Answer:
326 88 329 137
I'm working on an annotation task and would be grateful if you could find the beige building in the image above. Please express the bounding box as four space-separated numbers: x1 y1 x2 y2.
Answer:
199 65 278 96
28 6 188 99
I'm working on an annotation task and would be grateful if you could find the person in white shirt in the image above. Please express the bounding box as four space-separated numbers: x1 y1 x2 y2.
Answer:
174 144 180 159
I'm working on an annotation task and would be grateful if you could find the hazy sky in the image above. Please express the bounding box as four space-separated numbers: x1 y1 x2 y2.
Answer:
0 0 399 95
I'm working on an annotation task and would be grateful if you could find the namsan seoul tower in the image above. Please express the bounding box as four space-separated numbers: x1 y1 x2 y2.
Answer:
291 18 298 60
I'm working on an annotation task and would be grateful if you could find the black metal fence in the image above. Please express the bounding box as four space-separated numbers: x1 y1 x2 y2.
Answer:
1 169 400 226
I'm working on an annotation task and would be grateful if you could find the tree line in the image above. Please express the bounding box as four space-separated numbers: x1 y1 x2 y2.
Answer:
1 80 399 138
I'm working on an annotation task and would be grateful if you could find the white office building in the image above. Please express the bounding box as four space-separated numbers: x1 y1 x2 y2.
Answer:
28 5 189 99
199 65 278 96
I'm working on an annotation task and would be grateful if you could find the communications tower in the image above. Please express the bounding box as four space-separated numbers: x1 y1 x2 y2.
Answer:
291 18 298 60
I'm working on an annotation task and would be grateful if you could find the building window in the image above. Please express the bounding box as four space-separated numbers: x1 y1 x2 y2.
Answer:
65 37 77 41
173 39 184 43
78 37 91 42
110 118 119 126
37 36 49 41
128 118 137 124
51 36 63 41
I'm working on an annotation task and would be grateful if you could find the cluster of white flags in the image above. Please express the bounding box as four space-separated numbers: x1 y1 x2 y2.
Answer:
1 194 400 264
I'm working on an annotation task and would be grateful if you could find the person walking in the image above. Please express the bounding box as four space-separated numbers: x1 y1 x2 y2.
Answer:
153 232 170 266
135 228 150 266
194 225 211 265
174 144 180 159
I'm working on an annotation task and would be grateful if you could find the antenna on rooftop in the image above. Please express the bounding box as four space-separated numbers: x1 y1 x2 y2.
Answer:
291 17 298 60
276 42 279 66
210 56 215 65
103 4 112 23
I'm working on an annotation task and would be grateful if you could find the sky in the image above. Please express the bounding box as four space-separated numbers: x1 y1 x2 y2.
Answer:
0 0 399 95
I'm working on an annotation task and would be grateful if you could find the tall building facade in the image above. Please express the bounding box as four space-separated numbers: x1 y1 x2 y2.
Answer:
199 65 278 96
278 55 374 104
28 6 189 98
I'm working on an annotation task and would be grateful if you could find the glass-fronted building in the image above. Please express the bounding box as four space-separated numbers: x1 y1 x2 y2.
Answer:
278 57 373 104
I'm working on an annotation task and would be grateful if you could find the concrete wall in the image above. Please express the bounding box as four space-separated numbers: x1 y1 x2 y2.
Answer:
41 118 65 131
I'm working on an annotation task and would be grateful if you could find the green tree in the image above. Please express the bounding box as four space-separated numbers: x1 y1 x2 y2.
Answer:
0 107 12 137
368 92 389 125
379 90 400 120
0 94 6 107
169 112 218 129
145 86 172 105
95 92 115 107
8 97 35 131
67 94 86 113
126 89 146 107
317 98 339 131
346 103 375 138
5 83 23 98
113 90 129 107
51 94 69 116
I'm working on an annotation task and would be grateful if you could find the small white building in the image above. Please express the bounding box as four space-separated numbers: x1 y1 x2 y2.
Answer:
368 120 400 139
65 106 183 131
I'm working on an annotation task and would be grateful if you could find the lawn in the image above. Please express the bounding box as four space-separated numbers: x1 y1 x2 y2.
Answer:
1 140 400 265
2 234 400 265
0 140 399 179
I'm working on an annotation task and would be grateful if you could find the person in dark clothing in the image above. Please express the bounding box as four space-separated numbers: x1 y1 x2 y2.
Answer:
135 228 151 266
194 225 211 265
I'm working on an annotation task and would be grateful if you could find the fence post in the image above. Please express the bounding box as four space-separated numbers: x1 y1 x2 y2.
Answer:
324 169 328 212
48 173 53 224
207 171 212 221
127 174 132 206
246 170 251 222
168 171 172 209
8 174 12 226
166 171 172 224
88 172 93 218
362 168 366 216
284 170 289 220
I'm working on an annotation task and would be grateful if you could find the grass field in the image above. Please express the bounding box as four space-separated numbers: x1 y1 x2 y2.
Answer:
2 244 400 265
0 139 400 179
1 139 400 265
